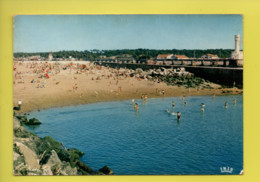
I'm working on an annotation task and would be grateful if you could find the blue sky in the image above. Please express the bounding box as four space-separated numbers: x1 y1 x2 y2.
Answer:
13 15 243 53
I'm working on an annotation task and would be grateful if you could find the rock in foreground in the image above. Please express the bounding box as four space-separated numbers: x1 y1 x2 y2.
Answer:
99 165 114 175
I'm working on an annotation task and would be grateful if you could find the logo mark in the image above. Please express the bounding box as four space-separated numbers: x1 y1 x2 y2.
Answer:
220 167 233 174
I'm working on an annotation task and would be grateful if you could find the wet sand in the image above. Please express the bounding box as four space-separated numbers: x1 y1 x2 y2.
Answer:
13 61 242 113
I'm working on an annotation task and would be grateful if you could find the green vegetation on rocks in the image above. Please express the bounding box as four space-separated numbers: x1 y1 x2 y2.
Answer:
16 115 41 125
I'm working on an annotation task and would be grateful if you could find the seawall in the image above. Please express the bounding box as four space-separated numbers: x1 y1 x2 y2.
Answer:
99 63 243 88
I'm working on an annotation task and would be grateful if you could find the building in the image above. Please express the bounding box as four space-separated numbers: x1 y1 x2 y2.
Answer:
157 54 174 60
29 55 41 61
231 35 243 59
69 56 75 61
173 55 189 60
155 60 164 65
201 54 219 59
99 55 106 59
48 52 53 61
147 59 155 65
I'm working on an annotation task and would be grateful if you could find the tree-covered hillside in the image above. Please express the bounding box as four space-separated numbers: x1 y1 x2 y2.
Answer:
14 49 234 59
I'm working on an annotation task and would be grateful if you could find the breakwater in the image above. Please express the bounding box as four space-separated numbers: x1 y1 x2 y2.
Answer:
99 63 243 88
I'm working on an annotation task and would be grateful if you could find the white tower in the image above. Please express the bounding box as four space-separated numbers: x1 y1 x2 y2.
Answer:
235 35 240 52
48 51 53 61
231 34 243 61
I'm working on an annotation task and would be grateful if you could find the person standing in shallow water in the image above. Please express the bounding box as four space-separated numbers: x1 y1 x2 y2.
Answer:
134 103 139 110
144 95 148 102
201 103 205 112
177 112 181 120
225 102 228 108
172 101 175 108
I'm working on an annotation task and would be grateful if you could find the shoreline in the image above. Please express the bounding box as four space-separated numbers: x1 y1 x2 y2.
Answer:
16 87 242 113
13 61 242 113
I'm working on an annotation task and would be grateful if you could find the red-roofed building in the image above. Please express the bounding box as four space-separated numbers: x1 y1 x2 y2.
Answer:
157 54 174 60
173 55 189 60
201 54 219 59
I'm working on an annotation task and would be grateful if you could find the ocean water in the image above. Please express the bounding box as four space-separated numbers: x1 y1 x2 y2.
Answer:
26 95 243 175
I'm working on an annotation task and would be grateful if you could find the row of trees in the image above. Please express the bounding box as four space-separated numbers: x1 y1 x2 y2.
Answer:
14 49 234 60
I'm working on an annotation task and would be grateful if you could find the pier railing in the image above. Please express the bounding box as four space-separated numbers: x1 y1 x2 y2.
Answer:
95 58 243 67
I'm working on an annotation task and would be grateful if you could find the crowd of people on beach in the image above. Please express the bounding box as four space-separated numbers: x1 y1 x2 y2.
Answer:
13 61 161 93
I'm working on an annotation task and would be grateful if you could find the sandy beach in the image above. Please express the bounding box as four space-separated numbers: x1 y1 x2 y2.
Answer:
13 61 242 113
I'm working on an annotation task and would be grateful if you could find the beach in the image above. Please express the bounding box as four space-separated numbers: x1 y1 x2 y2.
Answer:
13 61 242 113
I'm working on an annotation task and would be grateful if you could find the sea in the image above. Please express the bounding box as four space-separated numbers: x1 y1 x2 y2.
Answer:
26 95 243 175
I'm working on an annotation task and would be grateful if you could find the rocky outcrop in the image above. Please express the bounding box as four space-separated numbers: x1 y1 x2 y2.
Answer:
13 117 113 175
123 67 214 88
99 165 114 175
28 118 41 125
16 115 41 125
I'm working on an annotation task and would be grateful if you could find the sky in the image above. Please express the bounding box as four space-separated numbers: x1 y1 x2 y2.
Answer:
13 15 243 53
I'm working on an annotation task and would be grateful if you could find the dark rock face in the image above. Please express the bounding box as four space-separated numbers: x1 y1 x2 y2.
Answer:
28 118 41 125
99 165 114 175
16 115 41 125
76 161 93 174
16 115 28 123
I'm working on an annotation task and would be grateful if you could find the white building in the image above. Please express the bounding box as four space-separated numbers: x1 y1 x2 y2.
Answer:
29 55 41 61
231 35 243 59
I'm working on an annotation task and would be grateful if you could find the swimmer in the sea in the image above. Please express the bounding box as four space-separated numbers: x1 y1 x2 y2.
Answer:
171 112 176 115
